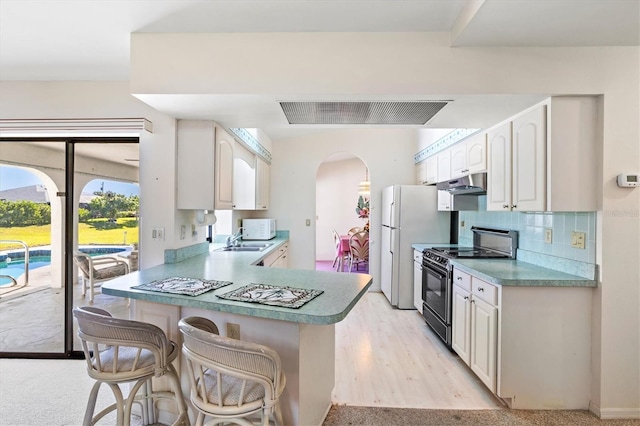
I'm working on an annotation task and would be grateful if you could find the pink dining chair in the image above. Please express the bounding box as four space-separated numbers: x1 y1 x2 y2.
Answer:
332 229 350 272
348 231 369 272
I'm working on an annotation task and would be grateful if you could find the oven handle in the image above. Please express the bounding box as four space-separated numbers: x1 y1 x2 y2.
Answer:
423 263 448 279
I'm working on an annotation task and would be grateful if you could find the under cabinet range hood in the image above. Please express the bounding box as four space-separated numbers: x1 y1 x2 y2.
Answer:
437 173 487 195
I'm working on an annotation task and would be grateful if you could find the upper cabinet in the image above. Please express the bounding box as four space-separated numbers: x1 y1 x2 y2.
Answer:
437 149 451 183
255 157 270 210
450 142 467 179
215 126 235 210
233 143 270 210
466 133 487 175
487 96 599 212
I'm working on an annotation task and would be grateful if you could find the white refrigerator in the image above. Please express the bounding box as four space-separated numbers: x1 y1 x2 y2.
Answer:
380 185 451 309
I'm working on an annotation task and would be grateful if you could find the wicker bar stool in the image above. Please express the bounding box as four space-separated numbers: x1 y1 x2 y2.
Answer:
73 306 188 426
178 316 286 426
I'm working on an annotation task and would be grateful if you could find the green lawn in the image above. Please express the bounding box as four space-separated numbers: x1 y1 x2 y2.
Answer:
0 218 139 250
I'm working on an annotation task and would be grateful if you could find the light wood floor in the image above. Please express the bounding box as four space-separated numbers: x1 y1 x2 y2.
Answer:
332 291 505 409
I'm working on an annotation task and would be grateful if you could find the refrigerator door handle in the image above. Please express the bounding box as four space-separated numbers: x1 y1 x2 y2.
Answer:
389 201 395 229
389 228 395 255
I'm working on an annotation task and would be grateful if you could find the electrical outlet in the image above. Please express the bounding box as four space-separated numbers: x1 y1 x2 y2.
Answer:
152 227 165 241
180 225 186 240
544 228 553 244
460 220 465 228
305 219 311 226
227 323 240 340
571 231 586 249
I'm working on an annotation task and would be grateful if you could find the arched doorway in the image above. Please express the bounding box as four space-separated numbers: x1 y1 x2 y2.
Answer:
315 152 369 272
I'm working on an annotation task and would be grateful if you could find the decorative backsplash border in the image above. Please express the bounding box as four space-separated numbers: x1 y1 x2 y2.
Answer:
229 128 272 163
414 128 480 163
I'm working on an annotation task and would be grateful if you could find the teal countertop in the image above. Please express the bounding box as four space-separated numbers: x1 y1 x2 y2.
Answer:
412 243 596 287
102 236 373 325
450 258 596 287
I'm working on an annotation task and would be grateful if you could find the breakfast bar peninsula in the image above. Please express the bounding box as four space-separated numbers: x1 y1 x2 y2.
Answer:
102 237 372 426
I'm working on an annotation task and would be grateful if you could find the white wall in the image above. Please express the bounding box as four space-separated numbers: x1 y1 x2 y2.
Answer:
316 157 368 261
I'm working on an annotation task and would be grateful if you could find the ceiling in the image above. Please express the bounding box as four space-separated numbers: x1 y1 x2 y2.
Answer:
1 0 638 160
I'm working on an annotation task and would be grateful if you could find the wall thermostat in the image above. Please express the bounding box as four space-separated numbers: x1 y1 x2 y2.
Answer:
617 174 639 187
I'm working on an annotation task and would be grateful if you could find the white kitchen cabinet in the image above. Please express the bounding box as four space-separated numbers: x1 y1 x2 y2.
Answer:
487 106 546 211
425 155 438 184
413 250 423 312
255 157 270 210
265 243 288 268
415 160 427 185
466 133 487 174
214 126 235 210
452 266 592 409
452 270 498 393
451 271 471 364
176 120 216 210
450 142 467 179
437 190 452 211
233 143 270 211
469 286 498 393
233 143 256 210
436 149 451 183
487 96 599 212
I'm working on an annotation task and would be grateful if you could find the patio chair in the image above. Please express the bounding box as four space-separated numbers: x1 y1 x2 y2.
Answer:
73 306 188 426
178 316 286 426
73 251 129 303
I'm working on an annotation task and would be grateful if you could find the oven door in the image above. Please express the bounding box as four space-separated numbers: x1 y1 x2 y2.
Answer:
422 260 450 324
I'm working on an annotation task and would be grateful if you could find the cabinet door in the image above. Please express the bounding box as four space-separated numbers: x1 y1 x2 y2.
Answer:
487 122 512 211
470 296 498 393
413 257 423 312
452 284 471 366
416 160 427 185
437 149 451 182
215 127 235 210
450 142 467 178
233 155 256 210
425 156 438 184
255 158 270 210
466 133 487 174
512 106 546 211
437 190 451 211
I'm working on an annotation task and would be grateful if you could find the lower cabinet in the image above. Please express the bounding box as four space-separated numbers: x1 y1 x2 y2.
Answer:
452 269 498 393
263 243 289 268
451 266 592 409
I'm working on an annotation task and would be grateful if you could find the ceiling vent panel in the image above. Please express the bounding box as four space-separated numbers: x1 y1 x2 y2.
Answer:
279 101 449 125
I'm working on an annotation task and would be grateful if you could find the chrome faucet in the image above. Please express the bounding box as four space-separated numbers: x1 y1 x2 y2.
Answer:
225 227 244 248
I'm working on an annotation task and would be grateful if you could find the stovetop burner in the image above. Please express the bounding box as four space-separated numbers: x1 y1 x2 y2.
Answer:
428 246 511 259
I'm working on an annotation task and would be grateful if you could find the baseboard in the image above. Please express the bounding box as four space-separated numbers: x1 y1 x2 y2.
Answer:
590 401 640 419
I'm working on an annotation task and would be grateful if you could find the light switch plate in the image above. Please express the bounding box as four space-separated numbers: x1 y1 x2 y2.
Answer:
544 228 552 244
571 231 586 249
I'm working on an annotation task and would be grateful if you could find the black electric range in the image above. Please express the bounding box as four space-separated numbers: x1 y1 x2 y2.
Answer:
420 227 518 349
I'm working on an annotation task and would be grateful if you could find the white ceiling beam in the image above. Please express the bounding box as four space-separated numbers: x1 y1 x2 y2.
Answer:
450 0 486 47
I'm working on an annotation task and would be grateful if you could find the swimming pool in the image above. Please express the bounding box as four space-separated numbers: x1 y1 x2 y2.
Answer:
0 247 128 286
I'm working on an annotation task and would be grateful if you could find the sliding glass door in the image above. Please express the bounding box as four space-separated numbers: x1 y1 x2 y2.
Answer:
0 137 138 358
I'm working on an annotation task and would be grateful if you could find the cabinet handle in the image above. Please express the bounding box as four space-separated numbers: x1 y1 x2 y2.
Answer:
471 299 476 304
463 296 469 300
478 287 484 292
456 276 462 280
512 204 517 209
503 204 509 209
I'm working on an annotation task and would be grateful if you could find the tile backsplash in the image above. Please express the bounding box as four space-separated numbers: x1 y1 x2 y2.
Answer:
458 197 596 264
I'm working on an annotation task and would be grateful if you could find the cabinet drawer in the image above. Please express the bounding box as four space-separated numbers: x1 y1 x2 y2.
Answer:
452 269 472 292
472 277 497 305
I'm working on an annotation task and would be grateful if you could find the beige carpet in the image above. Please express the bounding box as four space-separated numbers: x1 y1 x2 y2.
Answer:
323 405 640 426
2 359 638 426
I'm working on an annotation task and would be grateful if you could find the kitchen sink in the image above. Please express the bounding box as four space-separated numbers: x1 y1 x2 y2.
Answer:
217 242 273 252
